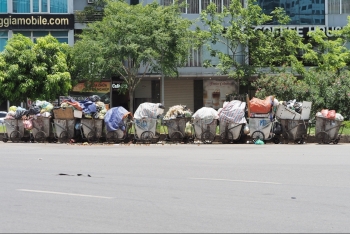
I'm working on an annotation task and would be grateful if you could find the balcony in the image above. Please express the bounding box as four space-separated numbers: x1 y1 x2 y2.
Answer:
74 11 103 24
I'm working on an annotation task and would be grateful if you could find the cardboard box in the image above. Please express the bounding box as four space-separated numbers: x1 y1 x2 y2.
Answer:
74 110 83 118
53 108 75 119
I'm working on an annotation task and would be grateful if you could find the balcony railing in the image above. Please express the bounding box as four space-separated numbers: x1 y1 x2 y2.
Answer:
74 11 103 23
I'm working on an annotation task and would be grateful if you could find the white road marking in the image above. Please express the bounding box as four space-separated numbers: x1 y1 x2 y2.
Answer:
190 178 282 185
17 189 114 199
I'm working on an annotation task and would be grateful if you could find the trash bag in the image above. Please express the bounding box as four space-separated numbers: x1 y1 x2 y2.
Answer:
250 96 273 114
254 139 265 145
273 122 282 135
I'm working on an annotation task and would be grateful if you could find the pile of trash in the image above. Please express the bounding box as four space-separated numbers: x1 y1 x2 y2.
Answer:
316 109 344 121
5 106 29 120
249 96 279 118
163 105 192 120
280 99 303 114
60 95 107 119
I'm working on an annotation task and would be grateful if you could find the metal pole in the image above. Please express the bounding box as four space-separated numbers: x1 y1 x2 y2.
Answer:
161 73 164 106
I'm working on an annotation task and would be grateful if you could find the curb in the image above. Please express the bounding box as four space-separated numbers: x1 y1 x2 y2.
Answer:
1 133 349 144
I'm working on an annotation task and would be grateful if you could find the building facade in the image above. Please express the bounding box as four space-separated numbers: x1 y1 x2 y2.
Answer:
1 0 349 112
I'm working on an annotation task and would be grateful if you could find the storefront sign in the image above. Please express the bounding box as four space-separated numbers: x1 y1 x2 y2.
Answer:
73 82 111 93
0 14 74 29
253 25 343 37
203 80 237 110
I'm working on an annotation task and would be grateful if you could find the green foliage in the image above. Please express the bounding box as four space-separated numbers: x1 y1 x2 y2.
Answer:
72 0 192 111
302 28 349 72
253 70 350 119
343 120 350 129
0 34 72 103
197 0 304 89
252 72 308 102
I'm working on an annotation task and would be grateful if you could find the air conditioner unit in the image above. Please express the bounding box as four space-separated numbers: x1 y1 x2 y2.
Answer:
87 0 94 4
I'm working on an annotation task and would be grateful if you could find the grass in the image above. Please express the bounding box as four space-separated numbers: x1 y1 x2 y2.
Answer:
0 125 5 134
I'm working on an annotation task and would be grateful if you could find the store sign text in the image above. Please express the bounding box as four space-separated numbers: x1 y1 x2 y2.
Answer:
254 26 343 37
0 14 74 29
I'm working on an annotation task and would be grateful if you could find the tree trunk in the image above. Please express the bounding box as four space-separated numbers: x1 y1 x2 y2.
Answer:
129 89 134 113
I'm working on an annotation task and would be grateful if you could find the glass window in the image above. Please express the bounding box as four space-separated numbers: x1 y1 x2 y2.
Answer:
0 0 7 13
0 31 7 51
13 0 30 13
13 31 31 37
188 0 199 13
13 31 68 44
50 0 67 13
342 0 350 13
329 0 340 13
13 0 66 13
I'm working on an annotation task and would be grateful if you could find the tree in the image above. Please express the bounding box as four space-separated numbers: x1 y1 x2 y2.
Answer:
72 0 192 112
196 0 304 92
0 34 72 103
302 28 350 73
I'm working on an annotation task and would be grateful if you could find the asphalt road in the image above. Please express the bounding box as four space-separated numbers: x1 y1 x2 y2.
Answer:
0 143 350 233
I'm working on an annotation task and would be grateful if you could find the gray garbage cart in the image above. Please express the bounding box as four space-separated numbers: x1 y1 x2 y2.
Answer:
315 116 344 144
2 119 30 143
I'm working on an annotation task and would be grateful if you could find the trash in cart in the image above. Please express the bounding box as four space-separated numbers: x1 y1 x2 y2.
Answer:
276 101 312 144
133 103 164 144
104 106 133 144
163 105 193 143
315 110 345 144
218 100 247 144
192 107 219 144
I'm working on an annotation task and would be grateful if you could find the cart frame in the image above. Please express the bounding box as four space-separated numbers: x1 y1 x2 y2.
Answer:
80 119 104 143
52 119 76 143
133 117 163 144
163 117 193 143
278 118 310 144
315 116 344 144
31 116 53 143
248 118 280 144
193 117 218 144
2 119 30 143
105 117 133 144
219 121 245 144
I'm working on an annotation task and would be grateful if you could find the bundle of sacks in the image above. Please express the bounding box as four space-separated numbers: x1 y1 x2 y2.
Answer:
249 96 279 118
5 106 29 120
60 95 107 119
279 99 303 114
28 100 54 118
316 109 344 121
163 105 192 120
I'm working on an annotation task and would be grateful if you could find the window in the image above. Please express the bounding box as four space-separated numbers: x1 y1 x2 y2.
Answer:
161 0 229 13
13 0 67 13
342 0 350 13
13 31 68 43
0 31 7 51
201 0 210 11
308 4 312 9
0 0 7 13
328 0 340 13
186 47 202 67
188 0 199 13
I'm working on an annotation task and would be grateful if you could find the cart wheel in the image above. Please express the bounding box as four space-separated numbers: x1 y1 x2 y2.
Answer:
10 131 22 143
251 131 265 143
35 131 46 143
170 131 184 143
59 131 69 143
106 131 118 144
316 131 330 144
141 131 154 143
333 138 339 144
272 136 280 144
2 137 8 143
220 131 233 144
87 131 97 143
201 130 215 144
